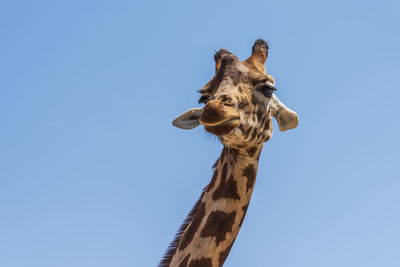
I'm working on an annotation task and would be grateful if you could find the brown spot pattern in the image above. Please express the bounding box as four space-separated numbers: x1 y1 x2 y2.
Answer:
256 109 264 121
241 126 251 139
179 202 206 251
212 161 240 200
238 204 249 227
230 148 239 162
264 119 271 130
256 149 262 160
188 257 212 267
206 168 218 193
179 254 190 267
200 210 237 245
247 147 258 158
218 241 235 267
246 128 256 141
243 164 256 192
211 163 225 198
227 174 241 200
260 113 267 125
250 128 258 141
220 148 226 162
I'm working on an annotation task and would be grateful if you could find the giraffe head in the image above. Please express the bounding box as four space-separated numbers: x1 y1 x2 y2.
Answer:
173 39 298 149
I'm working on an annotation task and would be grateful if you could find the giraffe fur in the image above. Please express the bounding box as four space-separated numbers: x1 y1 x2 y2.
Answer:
161 39 298 267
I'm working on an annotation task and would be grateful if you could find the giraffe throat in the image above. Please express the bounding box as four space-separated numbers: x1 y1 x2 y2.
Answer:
160 145 263 267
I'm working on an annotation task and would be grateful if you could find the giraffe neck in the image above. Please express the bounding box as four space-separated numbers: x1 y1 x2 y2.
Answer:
163 145 263 267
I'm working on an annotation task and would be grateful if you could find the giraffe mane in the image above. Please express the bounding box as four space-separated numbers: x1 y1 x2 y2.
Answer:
159 151 222 266
159 186 207 267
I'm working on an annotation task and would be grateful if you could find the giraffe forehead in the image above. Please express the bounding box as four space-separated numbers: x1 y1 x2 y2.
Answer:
202 57 254 96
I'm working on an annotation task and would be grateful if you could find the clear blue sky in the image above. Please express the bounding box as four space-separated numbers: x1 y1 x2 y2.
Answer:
1 0 399 266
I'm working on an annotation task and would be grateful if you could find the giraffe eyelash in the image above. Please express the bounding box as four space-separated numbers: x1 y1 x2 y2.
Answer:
198 95 210 104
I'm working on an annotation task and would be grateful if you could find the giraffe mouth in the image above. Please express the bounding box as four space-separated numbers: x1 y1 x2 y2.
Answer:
203 117 240 136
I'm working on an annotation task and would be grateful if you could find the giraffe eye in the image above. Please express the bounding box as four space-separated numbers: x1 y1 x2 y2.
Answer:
256 84 276 98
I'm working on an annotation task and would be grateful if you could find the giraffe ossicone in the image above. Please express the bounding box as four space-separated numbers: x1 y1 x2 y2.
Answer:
161 39 298 267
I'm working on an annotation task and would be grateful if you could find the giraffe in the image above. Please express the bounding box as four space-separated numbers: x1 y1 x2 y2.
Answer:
160 39 299 267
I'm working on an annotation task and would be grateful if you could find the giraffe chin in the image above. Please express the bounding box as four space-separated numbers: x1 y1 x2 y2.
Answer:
203 118 240 136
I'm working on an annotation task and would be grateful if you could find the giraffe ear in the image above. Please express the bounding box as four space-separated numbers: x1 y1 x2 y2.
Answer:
271 95 299 132
172 108 203 130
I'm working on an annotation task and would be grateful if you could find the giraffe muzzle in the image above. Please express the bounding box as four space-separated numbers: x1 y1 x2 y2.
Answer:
202 117 240 136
